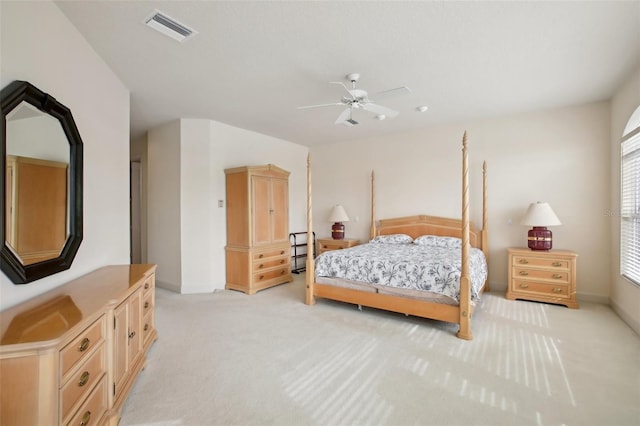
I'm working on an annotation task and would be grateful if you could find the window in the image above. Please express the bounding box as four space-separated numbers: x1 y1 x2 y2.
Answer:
621 123 640 286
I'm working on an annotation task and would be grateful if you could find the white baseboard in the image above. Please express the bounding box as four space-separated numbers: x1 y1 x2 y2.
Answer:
577 292 609 304
610 298 640 336
156 279 181 293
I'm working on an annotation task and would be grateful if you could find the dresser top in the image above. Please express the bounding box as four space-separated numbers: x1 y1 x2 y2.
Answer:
0 264 156 346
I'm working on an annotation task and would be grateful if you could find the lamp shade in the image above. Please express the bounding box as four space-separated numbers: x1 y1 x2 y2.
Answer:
329 205 349 223
520 202 561 227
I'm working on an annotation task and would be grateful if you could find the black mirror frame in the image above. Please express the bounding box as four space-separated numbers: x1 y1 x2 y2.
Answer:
1 80 83 284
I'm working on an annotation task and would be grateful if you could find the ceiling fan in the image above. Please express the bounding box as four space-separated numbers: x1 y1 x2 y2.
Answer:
298 73 411 126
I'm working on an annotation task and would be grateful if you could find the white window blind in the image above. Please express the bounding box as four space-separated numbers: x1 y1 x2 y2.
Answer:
621 127 640 286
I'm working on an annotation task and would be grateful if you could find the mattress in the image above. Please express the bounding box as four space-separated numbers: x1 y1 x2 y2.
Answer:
314 240 487 304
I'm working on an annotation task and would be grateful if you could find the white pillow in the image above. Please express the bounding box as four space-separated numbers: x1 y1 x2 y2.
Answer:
413 235 462 249
369 234 413 244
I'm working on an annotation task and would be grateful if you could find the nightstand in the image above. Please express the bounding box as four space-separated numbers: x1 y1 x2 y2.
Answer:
506 247 578 308
317 238 360 255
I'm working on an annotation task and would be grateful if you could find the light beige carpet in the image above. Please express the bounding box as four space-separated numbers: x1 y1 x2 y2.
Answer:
121 274 640 426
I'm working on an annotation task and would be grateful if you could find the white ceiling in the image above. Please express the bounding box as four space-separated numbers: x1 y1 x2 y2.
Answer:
56 1 640 147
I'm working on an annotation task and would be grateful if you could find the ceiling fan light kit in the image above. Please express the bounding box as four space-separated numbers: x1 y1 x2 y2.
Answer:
298 73 411 126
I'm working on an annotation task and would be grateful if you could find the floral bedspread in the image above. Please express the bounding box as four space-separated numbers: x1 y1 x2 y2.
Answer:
314 243 487 302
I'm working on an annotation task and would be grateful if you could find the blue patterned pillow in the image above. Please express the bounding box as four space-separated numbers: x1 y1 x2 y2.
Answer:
413 235 462 248
369 234 413 244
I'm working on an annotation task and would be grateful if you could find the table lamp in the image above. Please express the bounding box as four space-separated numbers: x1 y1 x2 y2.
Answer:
329 205 349 240
520 201 562 251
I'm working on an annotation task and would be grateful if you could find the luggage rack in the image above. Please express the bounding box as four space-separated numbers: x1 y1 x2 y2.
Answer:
289 232 315 274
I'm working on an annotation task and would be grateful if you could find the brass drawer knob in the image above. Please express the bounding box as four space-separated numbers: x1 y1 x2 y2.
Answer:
519 283 529 289
259 254 264 258
280 270 285 275
552 274 562 279
280 250 285 255
280 259 284 264
144 282 150 289
128 330 136 339
81 411 91 426
78 338 90 352
144 323 149 331
78 371 90 387
259 275 264 280
259 264 264 268
553 288 563 293
519 271 529 276
519 259 529 264
144 301 150 309
552 262 563 267
323 245 327 248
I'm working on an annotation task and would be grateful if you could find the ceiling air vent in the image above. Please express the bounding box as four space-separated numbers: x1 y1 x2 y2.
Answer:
144 10 197 42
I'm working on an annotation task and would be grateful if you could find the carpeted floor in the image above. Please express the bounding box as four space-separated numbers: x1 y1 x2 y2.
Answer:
120 274 640 426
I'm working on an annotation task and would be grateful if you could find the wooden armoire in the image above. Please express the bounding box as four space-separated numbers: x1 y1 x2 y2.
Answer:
224 164 292 294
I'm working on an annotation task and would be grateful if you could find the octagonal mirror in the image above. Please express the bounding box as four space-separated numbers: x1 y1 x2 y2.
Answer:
1 81 83 284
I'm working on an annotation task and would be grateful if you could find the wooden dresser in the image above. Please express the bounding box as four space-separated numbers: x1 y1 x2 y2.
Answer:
0 264 157 425
225 165 292 294
506 248 578 308
317 238 360 255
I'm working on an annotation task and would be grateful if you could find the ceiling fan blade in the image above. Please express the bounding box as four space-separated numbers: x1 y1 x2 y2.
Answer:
334 108 352 125
369 86 411 102
297 102 344 110
329 81 353 98
362 103 399 118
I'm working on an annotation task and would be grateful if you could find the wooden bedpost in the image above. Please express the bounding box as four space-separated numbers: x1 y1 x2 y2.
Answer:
457 131 473 340
482 160 490 291
370 170 377 240
305 153 315 305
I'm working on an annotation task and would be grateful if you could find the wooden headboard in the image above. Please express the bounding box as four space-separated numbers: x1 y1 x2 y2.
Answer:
375 215 482 249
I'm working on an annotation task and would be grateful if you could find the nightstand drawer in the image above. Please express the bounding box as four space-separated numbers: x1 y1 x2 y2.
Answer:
512 255 569 270
317 238 359 255
512 280 570 299
512 267 569 283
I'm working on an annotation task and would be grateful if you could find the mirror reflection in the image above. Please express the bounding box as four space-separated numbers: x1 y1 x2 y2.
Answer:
5 102 70 265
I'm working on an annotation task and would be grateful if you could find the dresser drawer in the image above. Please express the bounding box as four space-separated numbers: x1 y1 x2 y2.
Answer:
60 316 105 378
254 267 289 283
253 247 289 261
142 276 154 293
512 280 570 299
65 375 107 426
143 290 154 317
61 344 106 421
512 255 569 270
512 267 569 283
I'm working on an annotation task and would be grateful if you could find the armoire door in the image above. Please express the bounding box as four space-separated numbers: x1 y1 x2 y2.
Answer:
252 175 271 245
270 177 289 243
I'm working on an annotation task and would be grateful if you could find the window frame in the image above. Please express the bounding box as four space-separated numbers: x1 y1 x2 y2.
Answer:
620 125 640 287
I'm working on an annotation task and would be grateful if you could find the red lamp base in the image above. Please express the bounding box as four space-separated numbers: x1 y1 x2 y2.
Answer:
332 222 345 240
528 226 553 251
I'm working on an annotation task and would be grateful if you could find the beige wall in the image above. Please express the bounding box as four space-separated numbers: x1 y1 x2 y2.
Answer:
609 67 640 335
0 1 131 309
146 118 308 294
310 101 611 302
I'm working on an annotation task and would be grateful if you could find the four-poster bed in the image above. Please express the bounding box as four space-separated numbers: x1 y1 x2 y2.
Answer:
304 132 489 340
